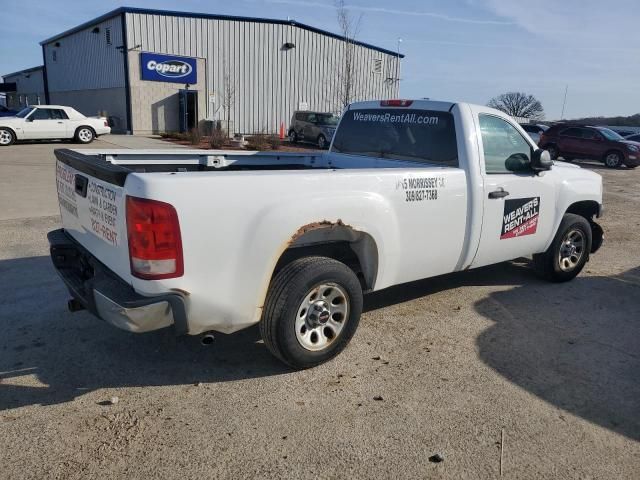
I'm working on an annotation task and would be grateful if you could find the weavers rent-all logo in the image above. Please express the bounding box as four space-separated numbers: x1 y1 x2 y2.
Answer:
501 197 540 239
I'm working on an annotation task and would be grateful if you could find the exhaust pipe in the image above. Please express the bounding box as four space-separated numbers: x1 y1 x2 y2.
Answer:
67 298 85 312
201 333 215 345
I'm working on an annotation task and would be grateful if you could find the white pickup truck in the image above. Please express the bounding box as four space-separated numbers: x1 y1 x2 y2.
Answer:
48 99 603 368
0 105 110 146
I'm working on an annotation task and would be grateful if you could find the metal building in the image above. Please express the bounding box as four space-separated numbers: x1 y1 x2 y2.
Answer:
2 66 46 110
40 7 403 134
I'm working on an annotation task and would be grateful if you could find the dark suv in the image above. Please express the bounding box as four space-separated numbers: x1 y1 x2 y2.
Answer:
539 124 640 168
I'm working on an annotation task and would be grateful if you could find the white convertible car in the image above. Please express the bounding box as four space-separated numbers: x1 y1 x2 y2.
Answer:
0 105 110 146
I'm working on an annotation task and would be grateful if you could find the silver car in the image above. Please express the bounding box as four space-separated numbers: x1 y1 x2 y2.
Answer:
288 111 340 149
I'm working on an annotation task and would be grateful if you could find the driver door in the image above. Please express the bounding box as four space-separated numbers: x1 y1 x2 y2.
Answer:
471 113 557 268
22 108 67 139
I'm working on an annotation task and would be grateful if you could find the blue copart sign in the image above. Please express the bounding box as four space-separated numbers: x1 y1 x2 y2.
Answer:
140 52 197 84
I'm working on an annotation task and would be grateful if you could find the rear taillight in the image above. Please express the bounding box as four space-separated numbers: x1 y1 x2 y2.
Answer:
380 99 413 107
126 196 183 280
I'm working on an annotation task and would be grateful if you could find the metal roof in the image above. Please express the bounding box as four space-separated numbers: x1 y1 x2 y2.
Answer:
2 65 44 79
40 6 404 58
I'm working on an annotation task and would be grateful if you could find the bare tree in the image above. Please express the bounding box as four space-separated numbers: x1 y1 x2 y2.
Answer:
221 58 236 136
334 0 363 110
487 92 545 120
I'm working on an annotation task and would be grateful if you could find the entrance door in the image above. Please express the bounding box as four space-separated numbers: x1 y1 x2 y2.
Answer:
179 90 198 133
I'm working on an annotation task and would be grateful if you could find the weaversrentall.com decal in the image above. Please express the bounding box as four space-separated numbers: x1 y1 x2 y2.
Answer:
501 197 540 239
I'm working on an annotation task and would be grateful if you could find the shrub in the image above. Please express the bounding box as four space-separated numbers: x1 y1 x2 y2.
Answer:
209 126 227 149
267 134 281 150
245 135 270 151
188 128 202 145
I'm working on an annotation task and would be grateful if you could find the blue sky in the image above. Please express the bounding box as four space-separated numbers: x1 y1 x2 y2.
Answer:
1 0 638 119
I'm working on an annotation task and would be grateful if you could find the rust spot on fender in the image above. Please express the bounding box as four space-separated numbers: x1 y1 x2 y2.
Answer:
289 219 349 244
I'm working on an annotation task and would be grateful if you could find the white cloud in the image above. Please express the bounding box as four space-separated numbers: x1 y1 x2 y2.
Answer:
260 0 514 25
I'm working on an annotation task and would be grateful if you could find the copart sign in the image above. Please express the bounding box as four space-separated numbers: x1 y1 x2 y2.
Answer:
140 52 197 84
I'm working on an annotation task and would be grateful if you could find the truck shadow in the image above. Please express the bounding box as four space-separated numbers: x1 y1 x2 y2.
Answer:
0 256 288 411
366 263 640 441
2 255 639 443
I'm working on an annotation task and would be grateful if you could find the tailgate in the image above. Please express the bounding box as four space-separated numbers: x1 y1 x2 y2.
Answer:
55 149 132 282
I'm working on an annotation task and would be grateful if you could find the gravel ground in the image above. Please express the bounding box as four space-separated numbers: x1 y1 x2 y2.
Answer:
0 144 638 479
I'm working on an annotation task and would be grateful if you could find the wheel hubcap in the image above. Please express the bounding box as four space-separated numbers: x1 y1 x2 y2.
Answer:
606 154 619 167
295 283 349 351
318 137 325 148
0 131 11 145
558 229 585 272
79 129 91 142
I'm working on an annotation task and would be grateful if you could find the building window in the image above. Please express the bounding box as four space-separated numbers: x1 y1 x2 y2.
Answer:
52 50 57 62
105 27 112 45
372 58 382 74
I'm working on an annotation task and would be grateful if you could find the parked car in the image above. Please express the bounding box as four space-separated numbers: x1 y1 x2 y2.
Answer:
49 99 603 369
519 123 548 144
624 133 640 143
0 104 18 117
0 105 110 146
539 124 640 168
288 111 339 148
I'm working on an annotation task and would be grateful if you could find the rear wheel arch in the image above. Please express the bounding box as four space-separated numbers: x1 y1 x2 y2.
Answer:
274 224 379 292
75 125 96 137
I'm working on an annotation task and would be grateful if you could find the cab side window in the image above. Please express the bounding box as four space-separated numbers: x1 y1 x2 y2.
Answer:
31 108 52 120
479 115 532 174
50 109 68 120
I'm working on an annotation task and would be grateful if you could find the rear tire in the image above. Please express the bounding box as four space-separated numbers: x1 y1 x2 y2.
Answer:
317 134 327 149
0 128 15 146
260 256 363 369
288 130 297 143
604 151 622 168
75 127 95 144
532 213 592 282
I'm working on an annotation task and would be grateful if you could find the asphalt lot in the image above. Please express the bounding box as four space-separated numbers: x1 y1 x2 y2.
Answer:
0 140 638 479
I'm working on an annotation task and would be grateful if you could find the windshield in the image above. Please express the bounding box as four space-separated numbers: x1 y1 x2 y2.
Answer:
331 108 458 166
599 128 624 141
316 113 340 126
15 107 34 118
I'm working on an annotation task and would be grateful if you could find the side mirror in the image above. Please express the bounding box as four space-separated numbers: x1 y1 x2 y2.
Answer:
25 117 33 122
531 148 553 172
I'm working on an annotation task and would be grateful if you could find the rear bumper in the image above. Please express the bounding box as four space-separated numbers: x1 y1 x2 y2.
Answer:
48 229 188 335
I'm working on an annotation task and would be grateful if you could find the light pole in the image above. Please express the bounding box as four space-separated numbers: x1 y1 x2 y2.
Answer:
396 38 403 96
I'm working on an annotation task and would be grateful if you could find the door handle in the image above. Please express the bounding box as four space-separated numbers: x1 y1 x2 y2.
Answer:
57 121 64 124
488 188 510 199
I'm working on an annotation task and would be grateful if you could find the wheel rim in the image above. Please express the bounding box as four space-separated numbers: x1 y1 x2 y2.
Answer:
318 136 326 148
289 132 296 142
295 283 349 352
0 130 12 145
558 229 585 272
79 129 92 142
605 153 619 167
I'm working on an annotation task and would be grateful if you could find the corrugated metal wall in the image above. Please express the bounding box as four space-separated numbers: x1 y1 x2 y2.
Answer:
126 12 399 133
43 15 125 92
3 68 46 108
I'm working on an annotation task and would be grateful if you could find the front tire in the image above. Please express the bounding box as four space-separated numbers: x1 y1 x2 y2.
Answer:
532 213 592 282
75 127 95 144
0 128 15 146
260 256 363 369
